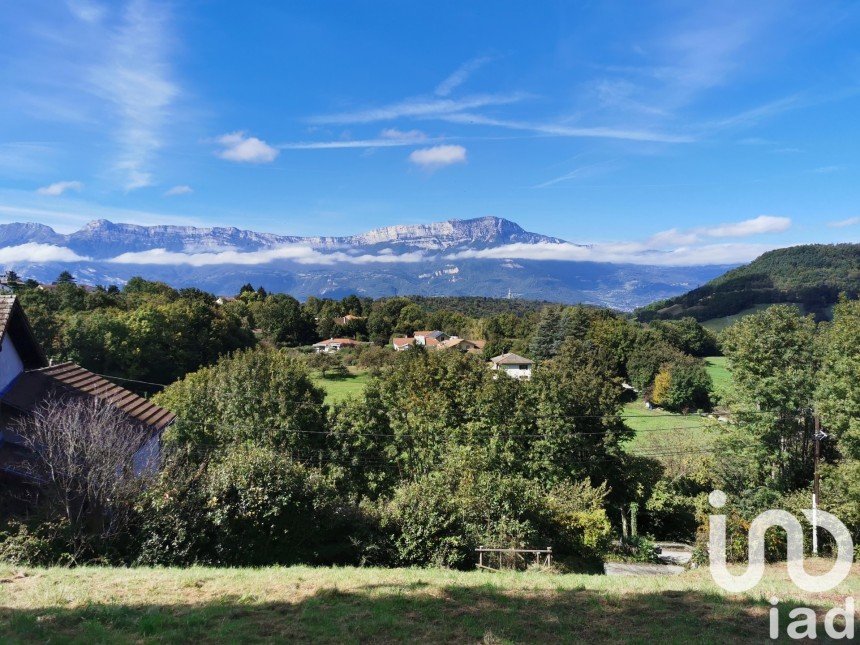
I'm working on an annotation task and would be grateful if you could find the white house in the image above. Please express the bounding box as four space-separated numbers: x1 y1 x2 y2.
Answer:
312 337 358 353
489 353 534 379
392 337 415 351
413 330 448 346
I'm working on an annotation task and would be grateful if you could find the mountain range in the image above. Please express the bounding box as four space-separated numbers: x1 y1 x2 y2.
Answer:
0 216 731 309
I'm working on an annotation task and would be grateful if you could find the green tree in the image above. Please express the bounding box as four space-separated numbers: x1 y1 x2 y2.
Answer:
155 347 327 452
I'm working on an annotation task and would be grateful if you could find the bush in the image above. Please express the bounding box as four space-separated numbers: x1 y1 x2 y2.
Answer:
376 448 612 570
136 445 358 566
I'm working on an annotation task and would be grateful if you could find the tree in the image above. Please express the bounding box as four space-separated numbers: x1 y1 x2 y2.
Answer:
56 270 75 284
719 305 818 492
529 306 563 360
651 356 712 411
815 298 860 460
155 347 327 452
13 396 147 562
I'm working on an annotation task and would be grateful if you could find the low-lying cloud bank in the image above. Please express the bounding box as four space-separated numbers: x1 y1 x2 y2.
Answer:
445 241 770 266
0 243 90 263
108 246 426 266
1 241 769 268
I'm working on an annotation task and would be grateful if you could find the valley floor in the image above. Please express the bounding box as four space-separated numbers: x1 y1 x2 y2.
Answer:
1 562 855 643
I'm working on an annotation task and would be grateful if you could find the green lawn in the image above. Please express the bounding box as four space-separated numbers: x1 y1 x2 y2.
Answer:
622 401 715 458
1 563 855 643
704 356 732 401
313 369 371 404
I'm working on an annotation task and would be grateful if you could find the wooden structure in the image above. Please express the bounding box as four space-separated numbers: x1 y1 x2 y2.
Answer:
476 546 552 571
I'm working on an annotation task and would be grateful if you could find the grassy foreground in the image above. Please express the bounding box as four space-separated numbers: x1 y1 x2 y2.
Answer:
1 562 855 643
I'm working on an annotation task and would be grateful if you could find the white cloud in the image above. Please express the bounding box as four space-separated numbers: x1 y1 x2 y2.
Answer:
164 184 193 197
703 215 791 237
106 245 427 267
0 243 90 263
445 241 769 267
646 228 701 246
435 56 493 97
37 180 83 196
216 132 279 163
90 0 179 190
828 217 859 228
308 93 526 125
409 145 467 169
381 128 426 140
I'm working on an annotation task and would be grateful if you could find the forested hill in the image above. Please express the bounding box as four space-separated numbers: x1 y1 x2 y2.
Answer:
636 243 860 322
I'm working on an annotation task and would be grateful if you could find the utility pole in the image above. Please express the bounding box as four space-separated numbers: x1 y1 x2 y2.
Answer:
812 415 828 557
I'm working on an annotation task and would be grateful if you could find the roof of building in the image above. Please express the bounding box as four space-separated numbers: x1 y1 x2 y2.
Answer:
490 352 534 366
1 362 176 431
423 337 441 347
0 296 48 369
414 330 444 338
392 337 415 347
438 337 485 350
312 337 358 346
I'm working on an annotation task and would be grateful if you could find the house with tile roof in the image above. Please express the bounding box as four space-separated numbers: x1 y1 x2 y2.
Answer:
0 295 175 483
490 352 534 379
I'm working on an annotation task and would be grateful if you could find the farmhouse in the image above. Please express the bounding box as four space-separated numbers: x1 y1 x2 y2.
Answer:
0 296 175 482
490 352 534 379
392 337 415 351
413 330 448 346
312 337 359 353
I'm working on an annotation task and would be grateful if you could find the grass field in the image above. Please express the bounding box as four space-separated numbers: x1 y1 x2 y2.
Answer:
313 369 371 404
1 563 854 643
701 303 805 333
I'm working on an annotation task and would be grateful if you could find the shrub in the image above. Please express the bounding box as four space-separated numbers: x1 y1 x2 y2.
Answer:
136 444 358 566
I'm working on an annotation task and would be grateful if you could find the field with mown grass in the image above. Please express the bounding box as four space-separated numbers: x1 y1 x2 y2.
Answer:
313 369 371 404
1 562 855 643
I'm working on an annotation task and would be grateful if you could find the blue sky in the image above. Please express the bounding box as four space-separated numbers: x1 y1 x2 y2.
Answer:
0 1 858 264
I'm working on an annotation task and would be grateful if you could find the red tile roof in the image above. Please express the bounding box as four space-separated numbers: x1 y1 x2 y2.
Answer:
1 362 175 432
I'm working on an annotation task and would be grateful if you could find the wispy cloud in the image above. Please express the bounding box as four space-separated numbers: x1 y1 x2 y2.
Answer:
216 132 279 163
307 93 527 125
703 215 790 237
441 113 693 143
535 160 621 188
381 128 426 141
37 180 83 196
408 145 467 169
435 55 493 97
811 165 841 174
281 131 434 150
88 0 179 190
66 0 106 23
828 216 859 228
164 184 192 197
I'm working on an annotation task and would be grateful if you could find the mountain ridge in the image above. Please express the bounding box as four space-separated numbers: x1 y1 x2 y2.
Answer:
0 215 727 309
